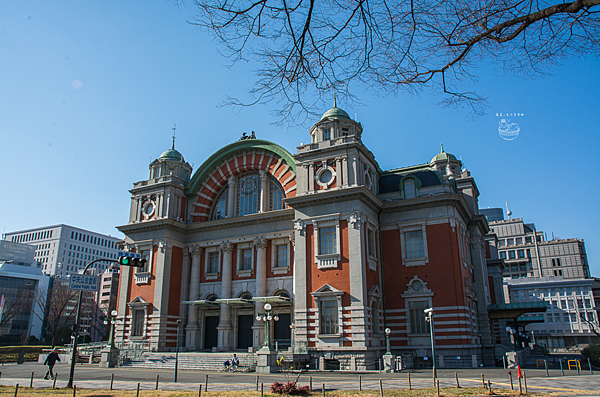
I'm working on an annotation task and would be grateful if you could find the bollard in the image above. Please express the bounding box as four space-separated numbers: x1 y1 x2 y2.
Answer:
437 379 440 396
261 382 264 397
509 371 513 390
156 374 160 390
379 379 383 397
322 383 325 397
310 376 313 391
455 372 460 388
256 375 259 391
30 372 34 388
111 373 114 390
577 361 581 376
73 385 77 397
488 380 492 394
13 384 18 397
53 374 58 389
408 372 412 390
560 359 564 376
136 383 140 397
205 374 208 391
0 371 2 379
198 384 202 397
518 376 523 395
481 373 485 388
359 375 362 391
588 358 594 375
545 360 549 377
503 356 506 369
524 372 528 393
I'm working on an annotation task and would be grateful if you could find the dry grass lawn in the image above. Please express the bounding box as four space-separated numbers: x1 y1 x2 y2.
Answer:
0 385 566 396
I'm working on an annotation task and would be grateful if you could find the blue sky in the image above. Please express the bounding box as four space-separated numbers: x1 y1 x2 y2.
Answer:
1 1 599 274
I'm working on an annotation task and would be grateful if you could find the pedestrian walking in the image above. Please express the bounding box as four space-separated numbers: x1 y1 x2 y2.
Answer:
44 348 61 380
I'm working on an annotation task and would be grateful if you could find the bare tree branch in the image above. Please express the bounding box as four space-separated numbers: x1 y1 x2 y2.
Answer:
189 0 600 125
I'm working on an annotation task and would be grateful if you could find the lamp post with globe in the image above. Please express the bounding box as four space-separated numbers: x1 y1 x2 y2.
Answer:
382 327 395 372
100 310 121 368
255 303 280 373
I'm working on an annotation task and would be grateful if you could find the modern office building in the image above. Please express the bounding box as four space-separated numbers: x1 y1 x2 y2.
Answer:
0 261 50 340
3 225 121 278
115 104 498 368
504 277 599 349
487 217 590 280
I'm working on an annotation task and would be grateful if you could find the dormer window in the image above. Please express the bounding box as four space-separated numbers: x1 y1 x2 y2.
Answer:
342 127 349 136
323 128 331 140
404 179 416 199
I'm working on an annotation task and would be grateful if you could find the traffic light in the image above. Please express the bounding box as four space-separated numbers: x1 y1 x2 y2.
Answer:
118 256 147 267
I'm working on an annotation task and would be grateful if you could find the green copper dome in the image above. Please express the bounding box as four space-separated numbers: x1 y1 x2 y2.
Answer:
320 98 351 120
430 144 457 164
159 148 185 162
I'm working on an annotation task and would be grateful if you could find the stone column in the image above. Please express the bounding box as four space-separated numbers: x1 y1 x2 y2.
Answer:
152 239 173 351
253 237 268 347
227 176 236 218
186 245 202 350
308 164 315 192
335 157 342 187
179 248 191 345
218 242 234 351
259 171 268 212
342 156 349 187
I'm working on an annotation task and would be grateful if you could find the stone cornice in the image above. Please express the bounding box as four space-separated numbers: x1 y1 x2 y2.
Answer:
380 193 473 222
285 186 382 212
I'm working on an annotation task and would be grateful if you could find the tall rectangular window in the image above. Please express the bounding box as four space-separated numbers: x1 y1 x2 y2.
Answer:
319 300 338 334
323 128 331 140
404 179 416 199
208 252 219 273
409 301 429 334
241 248 253 270
368 229 376 257
276 245 288 268
405 231 424 259
319 226 337 255
236 173 260 216
132 309 144 336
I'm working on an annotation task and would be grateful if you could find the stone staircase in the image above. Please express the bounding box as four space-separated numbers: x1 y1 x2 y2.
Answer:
119 352 257 372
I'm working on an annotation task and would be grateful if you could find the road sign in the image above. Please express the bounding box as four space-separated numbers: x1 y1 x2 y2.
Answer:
69 274 100 291
118 251 141 259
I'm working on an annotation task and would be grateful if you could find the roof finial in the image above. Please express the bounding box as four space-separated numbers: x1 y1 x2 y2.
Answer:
506 201 512 220
440 143 444 153
333 93 337 108
171 124 177 150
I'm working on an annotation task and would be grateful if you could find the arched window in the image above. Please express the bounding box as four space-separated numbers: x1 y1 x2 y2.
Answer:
236 172 260 216
269 176 285 211
211 189 228 220
404 178 416 199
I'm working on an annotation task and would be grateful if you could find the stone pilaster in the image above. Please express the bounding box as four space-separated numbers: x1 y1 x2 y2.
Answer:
186 245 202 350
218 242 234 351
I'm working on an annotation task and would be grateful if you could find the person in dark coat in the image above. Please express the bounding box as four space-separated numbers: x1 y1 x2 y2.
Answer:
43 348 61 380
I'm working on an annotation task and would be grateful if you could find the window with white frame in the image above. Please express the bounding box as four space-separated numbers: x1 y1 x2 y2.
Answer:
132 309 145 336
312 216 341 268
409 301 429 334
271 237 291 274
236 243 254 276
236 172 260 216
311 284 343 336
208 252 219 274
319 226 336 255
398 224 429 267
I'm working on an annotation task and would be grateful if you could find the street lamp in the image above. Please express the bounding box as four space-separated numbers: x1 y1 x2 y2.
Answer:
424 308 436 387
256 303 279 349
174 319 182 382
103 310 119 349
384 328 391 354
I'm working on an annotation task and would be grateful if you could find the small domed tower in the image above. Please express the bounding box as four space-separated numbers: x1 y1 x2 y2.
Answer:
128 133 193 224
430 144 462 178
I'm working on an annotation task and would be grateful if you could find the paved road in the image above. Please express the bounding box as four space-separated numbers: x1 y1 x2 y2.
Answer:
1 362 599 395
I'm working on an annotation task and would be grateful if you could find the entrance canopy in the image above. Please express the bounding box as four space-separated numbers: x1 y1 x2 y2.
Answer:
215 298 254 307
182 299 220 309
251 296 293 306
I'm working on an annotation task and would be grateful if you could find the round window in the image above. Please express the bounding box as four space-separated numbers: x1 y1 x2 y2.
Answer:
412 281 423 292
320 169 332 184
143 202 155 216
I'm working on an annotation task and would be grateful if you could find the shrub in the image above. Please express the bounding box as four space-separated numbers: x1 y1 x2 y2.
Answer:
582 343 600 368
270 381 310 395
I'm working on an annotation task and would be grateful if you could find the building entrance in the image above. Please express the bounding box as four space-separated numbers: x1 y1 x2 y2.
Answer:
273 313 291 349
204 316 219 350
237 315 253 349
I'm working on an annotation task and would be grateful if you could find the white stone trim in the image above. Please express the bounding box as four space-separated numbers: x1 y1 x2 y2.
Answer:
204 245 221 280
312 214 341 269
